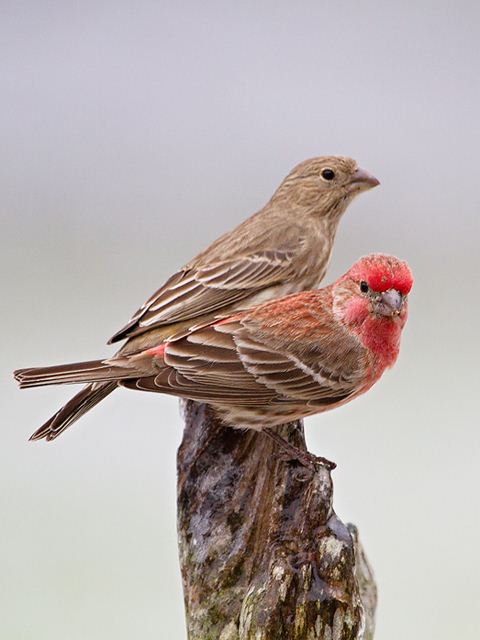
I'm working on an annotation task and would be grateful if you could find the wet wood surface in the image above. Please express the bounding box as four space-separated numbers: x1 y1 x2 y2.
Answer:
177 400 377 640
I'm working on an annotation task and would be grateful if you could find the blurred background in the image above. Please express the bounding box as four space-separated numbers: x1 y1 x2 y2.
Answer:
2 1 479 638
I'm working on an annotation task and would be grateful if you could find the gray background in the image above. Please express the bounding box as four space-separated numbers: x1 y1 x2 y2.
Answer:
2 1 479 638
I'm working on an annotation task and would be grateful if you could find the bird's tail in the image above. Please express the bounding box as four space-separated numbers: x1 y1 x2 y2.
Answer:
14 359 132 388
14 355 153 441
29 382 117 441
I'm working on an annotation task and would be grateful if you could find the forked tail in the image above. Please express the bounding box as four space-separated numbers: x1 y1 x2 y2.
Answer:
14 358 136 441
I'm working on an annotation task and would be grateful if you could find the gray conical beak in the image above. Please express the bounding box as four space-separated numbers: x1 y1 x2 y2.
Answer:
351 167 380 190
376 289 404 316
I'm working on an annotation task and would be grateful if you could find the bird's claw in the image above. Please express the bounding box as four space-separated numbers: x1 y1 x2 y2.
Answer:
263 428 336 473
297 450 337 472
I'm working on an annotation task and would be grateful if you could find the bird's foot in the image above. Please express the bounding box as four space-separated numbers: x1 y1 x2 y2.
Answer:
263 428 336 472
301 450 337 472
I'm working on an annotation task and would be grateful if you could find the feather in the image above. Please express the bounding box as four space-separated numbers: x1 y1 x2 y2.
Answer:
14 359 136 388
29 382 117 441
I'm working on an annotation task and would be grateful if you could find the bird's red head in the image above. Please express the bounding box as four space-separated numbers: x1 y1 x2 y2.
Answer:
334 254 413 367
346 254 413 297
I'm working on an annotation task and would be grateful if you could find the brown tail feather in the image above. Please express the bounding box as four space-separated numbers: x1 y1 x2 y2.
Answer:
14 359 130 388
29 382 117 441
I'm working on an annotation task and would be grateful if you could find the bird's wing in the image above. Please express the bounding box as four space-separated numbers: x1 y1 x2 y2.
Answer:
121 319 277 404
233 327 366 407
120 315 367 409
108 239 304 344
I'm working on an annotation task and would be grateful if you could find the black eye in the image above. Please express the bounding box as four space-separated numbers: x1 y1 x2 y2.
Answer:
360 281 369 293
321 168 335 181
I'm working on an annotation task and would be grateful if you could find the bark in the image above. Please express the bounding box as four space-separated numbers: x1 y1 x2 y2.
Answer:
177 400 377 640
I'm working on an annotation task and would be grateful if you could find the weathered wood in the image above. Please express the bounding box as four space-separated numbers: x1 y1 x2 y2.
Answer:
177 400 377 640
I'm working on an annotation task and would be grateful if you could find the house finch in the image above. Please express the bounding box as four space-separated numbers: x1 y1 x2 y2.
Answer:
14 156 379 441
15 254 411 463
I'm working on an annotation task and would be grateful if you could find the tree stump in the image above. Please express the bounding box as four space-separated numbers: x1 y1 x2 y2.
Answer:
177 400 377 640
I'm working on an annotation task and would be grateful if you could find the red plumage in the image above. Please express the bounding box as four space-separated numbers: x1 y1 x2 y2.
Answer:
15 254 412 439
347 254 412 296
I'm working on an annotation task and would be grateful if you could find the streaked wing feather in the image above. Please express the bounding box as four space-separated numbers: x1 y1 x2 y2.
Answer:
121 319 275 404
234 332 363 404
121 373 273 405
108 244 302 343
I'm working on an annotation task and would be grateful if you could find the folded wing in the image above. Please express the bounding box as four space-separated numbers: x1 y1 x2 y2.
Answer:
108 226 305 344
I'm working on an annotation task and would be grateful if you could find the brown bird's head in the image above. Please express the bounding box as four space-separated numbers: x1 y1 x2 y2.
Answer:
273 156 379 215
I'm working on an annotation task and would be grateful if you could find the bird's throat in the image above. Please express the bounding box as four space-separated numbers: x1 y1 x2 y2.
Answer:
356 315 402 370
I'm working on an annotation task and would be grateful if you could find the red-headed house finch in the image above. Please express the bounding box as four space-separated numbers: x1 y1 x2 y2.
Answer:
15 156 379 442
15 254 411 468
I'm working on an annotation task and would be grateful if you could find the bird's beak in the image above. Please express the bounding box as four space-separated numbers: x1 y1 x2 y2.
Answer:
349 167 380 191
375 289 404 317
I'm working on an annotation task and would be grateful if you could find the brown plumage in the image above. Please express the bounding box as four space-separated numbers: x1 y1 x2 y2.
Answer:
14 156 379 440
109 156 378 343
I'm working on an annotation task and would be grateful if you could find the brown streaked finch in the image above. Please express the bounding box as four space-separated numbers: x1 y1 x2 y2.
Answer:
15 253 411 468
14 156 378 442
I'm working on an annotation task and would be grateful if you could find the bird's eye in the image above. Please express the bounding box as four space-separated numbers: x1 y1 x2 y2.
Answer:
360 281 369 293
321 168 335 181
